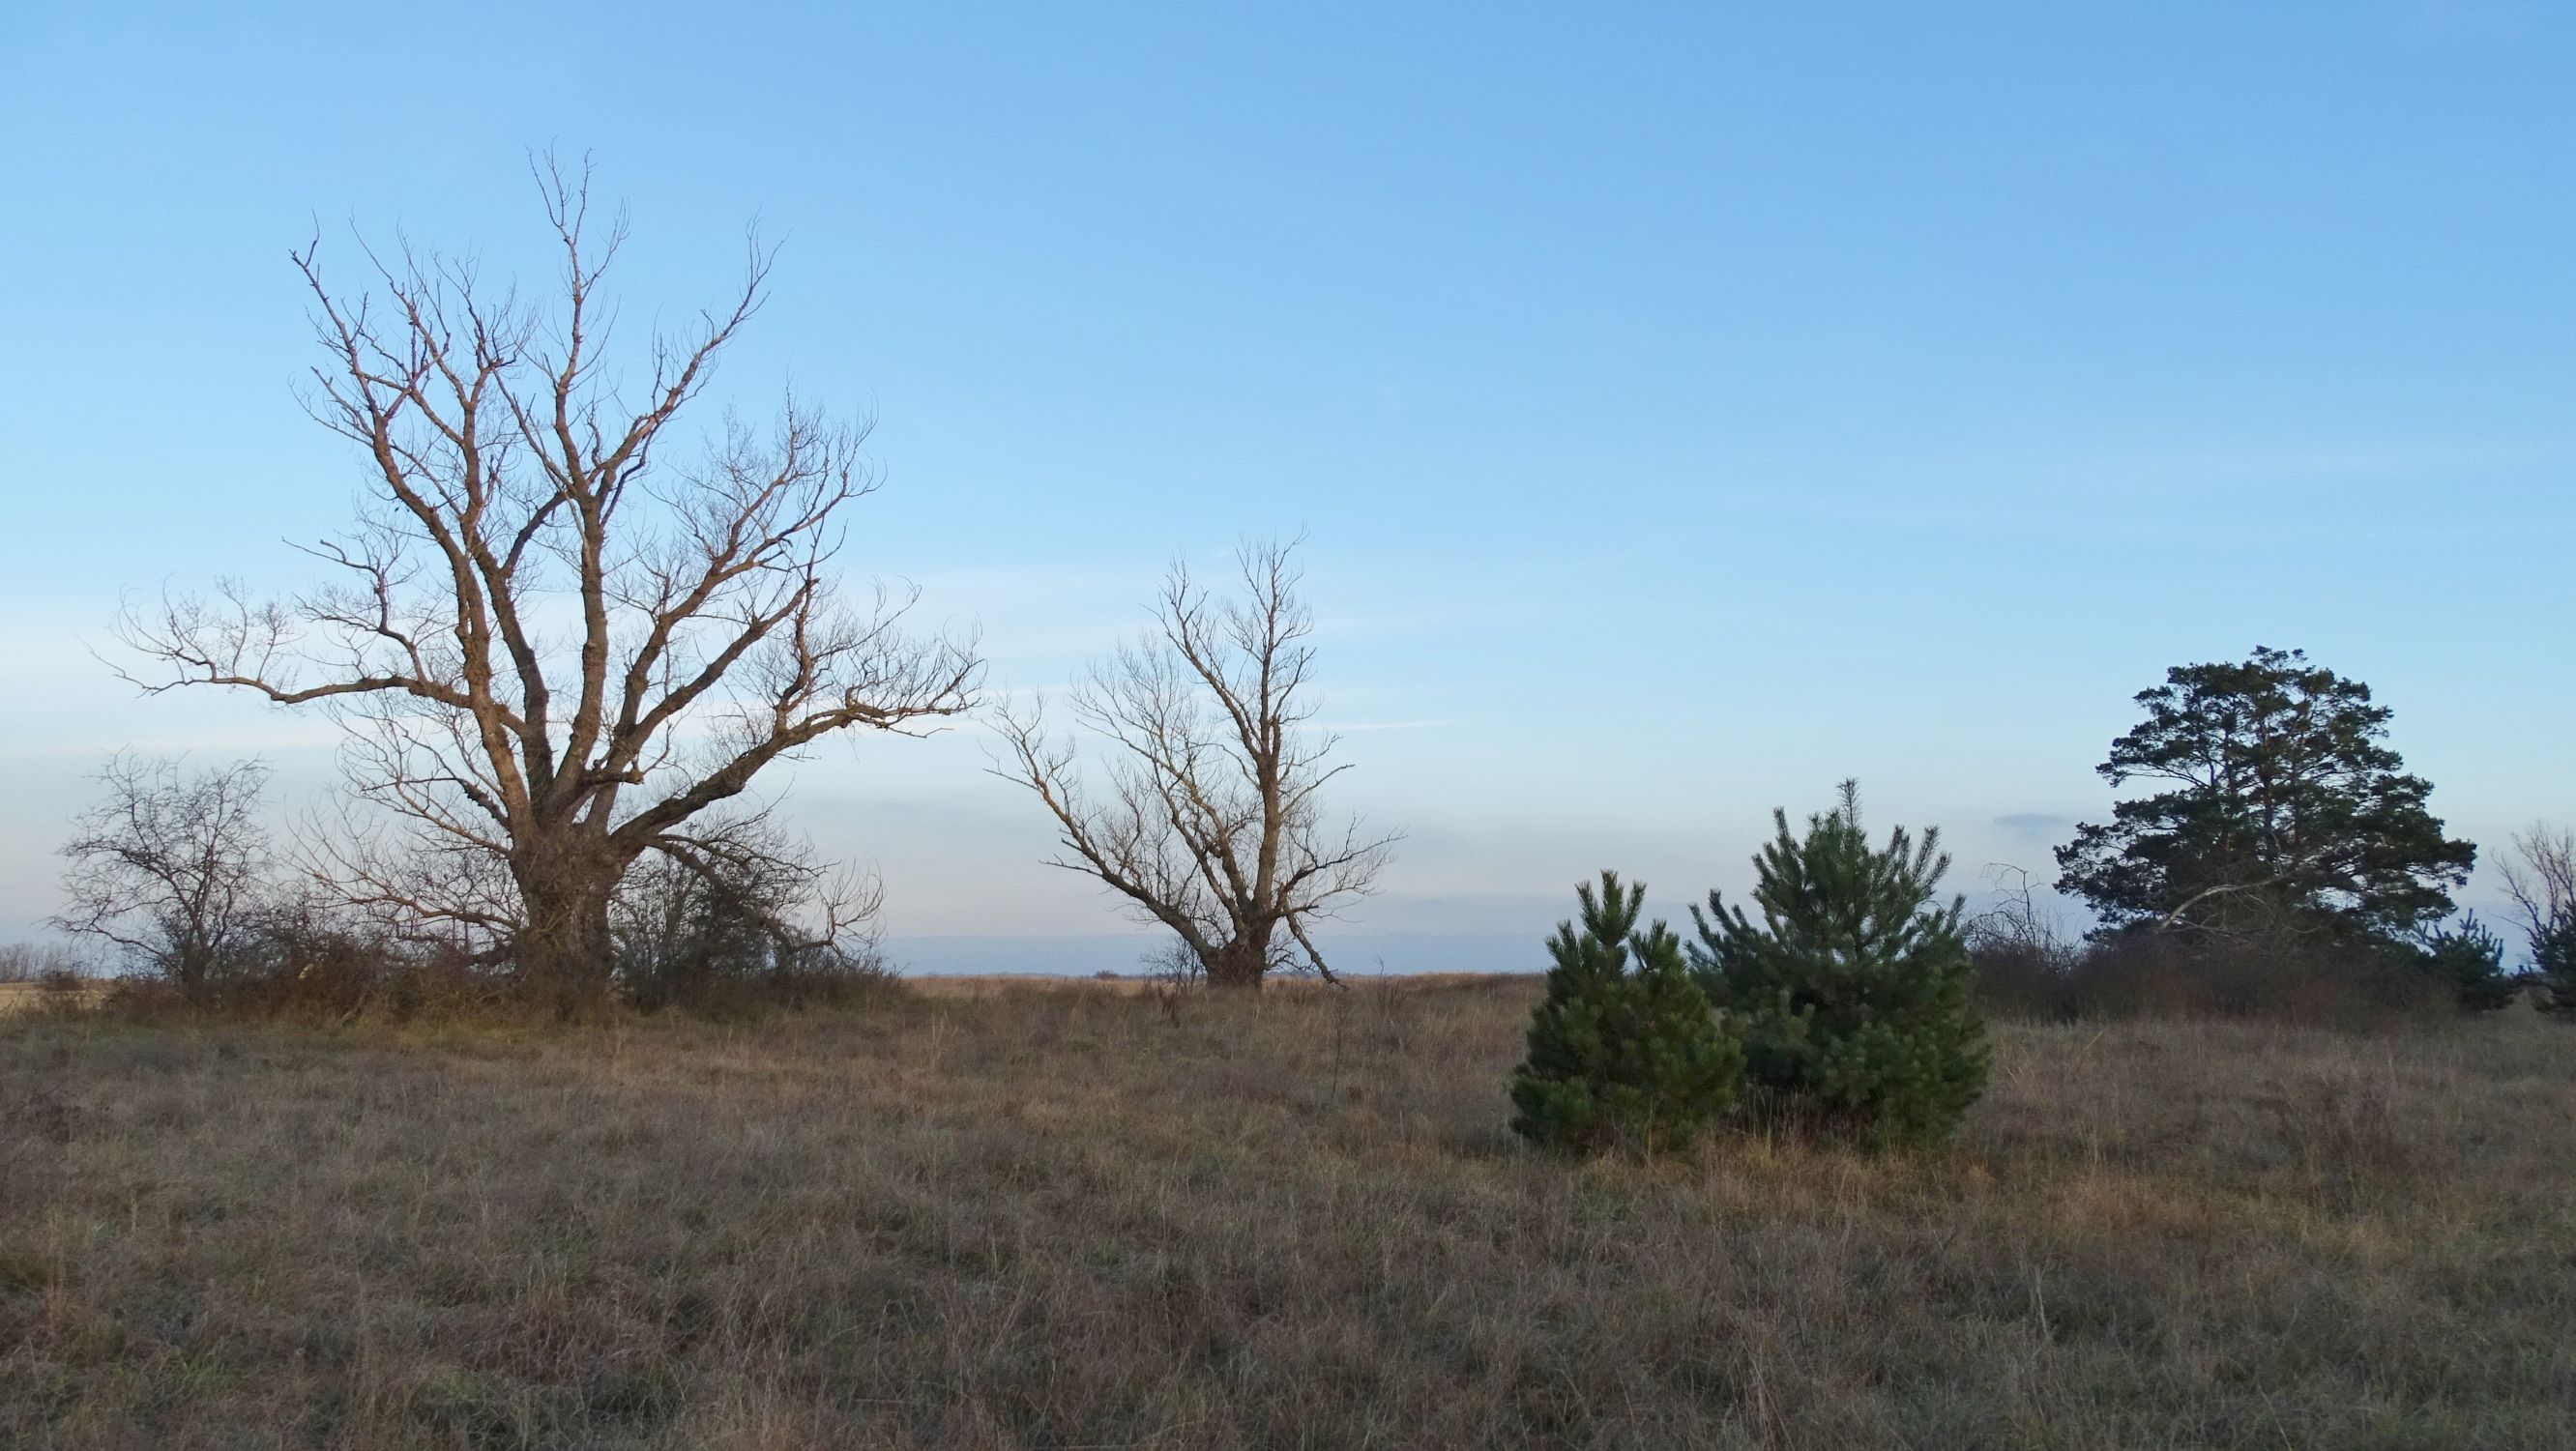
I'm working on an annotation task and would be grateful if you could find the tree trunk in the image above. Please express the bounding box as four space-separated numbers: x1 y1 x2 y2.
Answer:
1206 932 1270 991
174 934 214 1000
514 846 621 1020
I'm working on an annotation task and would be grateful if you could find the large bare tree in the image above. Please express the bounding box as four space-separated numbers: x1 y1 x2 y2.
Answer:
122 160 979 1013
995 541 1397 989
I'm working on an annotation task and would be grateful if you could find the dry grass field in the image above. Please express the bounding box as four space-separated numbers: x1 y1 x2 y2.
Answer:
3 978 2572 1449
0 984 102 1017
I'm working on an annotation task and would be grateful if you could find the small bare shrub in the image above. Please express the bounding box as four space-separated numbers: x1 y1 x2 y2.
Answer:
609 842 898 1018
1968 866 2081 1020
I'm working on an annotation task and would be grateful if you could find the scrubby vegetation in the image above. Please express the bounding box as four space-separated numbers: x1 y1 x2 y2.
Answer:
2532 918 2576 1020
1946 648 2568 1031
1968 921 2533 1028
2408 913 2522 1014
41 750 893 1026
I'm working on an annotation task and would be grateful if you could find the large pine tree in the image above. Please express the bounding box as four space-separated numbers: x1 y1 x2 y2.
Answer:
1688 783 1987 1147
2056 647 2474 945
1509 872 1742 1157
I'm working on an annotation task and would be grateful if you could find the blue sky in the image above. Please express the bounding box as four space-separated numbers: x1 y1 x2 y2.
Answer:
2 2 2569 969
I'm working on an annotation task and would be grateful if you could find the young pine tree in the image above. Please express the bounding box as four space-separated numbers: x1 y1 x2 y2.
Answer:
2414 914 2520 1014
2530 912 2576 1020
1510 871 1742 1157
1687 782 1987 1147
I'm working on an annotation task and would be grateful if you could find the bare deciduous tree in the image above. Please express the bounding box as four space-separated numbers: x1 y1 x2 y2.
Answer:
52 754 273 992
2502 824 2576 933
2503 824 2575 1014
995 541 1398 989
120 159 979 1014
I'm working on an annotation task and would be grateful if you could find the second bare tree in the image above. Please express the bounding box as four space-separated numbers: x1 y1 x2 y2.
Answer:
996 542 1397 989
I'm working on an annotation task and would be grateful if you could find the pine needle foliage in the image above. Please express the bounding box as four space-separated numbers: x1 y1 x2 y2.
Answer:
2054 647 2474 946
2530 912 2576 1021
2413 914 2520 1015
1509 871 1742 1157
1688 782 1987 1147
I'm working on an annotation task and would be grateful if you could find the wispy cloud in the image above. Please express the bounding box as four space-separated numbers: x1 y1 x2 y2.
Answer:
1990 812 2077 841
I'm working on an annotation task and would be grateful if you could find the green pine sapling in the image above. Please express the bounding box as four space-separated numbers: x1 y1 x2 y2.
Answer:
1510 871 1742 1157
1688 782 1988 1147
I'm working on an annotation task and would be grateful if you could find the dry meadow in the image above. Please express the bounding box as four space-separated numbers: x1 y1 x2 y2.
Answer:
3 978 2572 1449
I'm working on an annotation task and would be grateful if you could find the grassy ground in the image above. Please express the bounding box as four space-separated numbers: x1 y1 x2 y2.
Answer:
0 984 103 1017
3 979 2571 1449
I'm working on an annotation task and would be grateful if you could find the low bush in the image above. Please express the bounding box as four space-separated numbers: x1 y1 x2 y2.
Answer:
78 907 900 1028
610 852 899 1018
1974 929 2488 1029
92 925 503 1025
1969 938 2075 1020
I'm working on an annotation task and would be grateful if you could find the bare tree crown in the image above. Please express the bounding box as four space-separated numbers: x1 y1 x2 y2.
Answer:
2503 825 2576 939
116 160 977 993
997 541 1397 987
52 753 274 986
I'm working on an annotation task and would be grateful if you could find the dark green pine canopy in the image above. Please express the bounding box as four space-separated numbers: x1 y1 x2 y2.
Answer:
2056 647 2475 945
